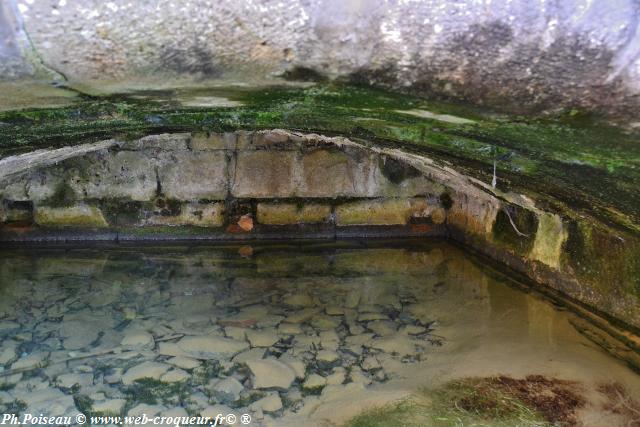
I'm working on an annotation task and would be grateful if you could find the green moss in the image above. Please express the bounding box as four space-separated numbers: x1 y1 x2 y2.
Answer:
1 81 638 235
117 225 221 238
191 360 223 386
124 378 189 406
344 378 551 427
73 394 94 417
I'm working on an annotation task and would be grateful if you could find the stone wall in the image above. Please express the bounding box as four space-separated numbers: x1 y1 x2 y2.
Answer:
2 0 640 120
1 129 639 330
0 130 450 240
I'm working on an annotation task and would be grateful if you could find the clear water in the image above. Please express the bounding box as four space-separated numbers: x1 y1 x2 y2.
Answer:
0 240 638 426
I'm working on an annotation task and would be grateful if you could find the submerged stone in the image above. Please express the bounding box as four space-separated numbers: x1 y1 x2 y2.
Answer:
176 336 249 360
247 359 296 390
210 377 244 403
249 393 283 413
92 399 127 415
121 362 171 385
120 329 154 349
246 328 280 348
303 374 326 393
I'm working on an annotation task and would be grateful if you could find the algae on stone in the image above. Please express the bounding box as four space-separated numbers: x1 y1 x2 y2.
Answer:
34 205 108 228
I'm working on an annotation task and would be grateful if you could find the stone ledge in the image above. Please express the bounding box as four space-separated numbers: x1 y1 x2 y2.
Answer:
257 202 331 225
144 202 225 227
34 205 108 228
335 198 442 226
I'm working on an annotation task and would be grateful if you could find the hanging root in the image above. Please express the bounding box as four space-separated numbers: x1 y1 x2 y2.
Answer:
492 159 497 188
502 207 530 237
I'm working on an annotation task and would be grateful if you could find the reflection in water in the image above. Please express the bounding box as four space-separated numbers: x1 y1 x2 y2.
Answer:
0 241 638 426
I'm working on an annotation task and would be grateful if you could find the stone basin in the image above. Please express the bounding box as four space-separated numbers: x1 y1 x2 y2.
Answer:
1 0 640 424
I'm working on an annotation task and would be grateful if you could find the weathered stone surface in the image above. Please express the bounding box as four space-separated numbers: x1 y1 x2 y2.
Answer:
247 359 296 390
319 330 340 350
34 205 108 227
246 328 280 348
77 151 157 201
60 313 113 350
122 362 171 385
257 202 331 225
120 329 154 349
191 132 237 151
278 354 306 379
160 369 190 383
399 325 427 335
231 151 297 198
232 348 266 364
283 308 319 324
157 151 228 200
224 326 247 341
448 191 499 238
300 149 372 197
249 393 283 413
6 0 640 121
316 350 339 364
361 356 382 371
243 130 297 150
302 374 326 392
158 342 190 358
326 368 346 385
336 199 411 226
222 305 269 325
283 293 314 308
367 321 396 336
0 140 118 185
209 377 243 404
122 133 190 151
166 356 201 370
145 202 224 227
278 323 302 335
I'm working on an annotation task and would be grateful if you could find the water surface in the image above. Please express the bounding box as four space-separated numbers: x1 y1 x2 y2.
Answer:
0 241 638 426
